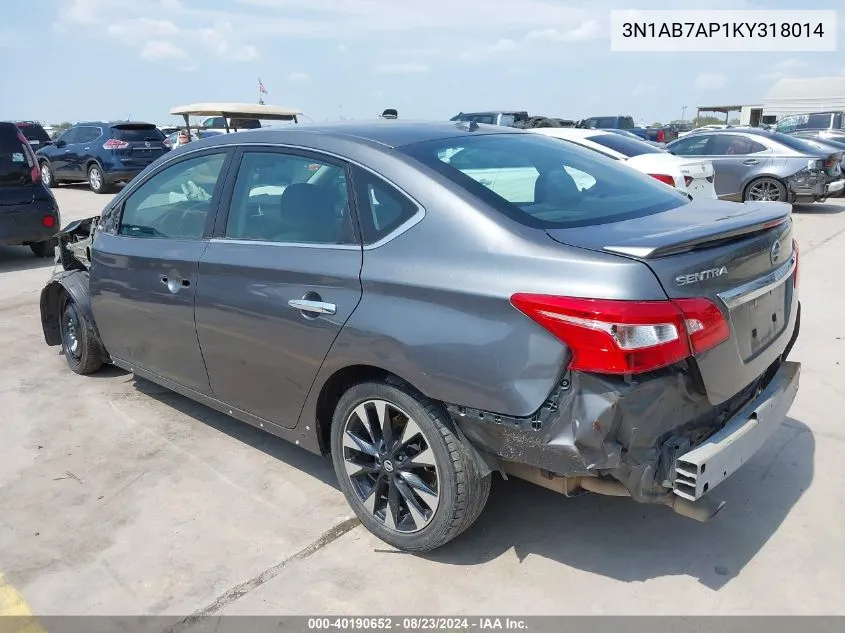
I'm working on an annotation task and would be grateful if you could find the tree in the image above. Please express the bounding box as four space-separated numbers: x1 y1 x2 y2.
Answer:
650 121 663 128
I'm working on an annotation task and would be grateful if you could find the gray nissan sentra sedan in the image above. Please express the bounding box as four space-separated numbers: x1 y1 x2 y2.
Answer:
39 121 801 552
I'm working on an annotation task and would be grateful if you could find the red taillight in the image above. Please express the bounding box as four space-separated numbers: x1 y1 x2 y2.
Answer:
510 294 729 375
675 298 730 354
683 175 694 187
103 138 130 149
649 173 676 187
793 239 799 288
657 129 665 143
42 215 55 228
16 131 40 182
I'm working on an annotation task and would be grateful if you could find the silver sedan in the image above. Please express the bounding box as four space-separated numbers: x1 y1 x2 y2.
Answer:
665 129 844 203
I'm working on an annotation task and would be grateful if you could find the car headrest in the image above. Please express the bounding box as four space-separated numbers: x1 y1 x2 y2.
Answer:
278 183 338 243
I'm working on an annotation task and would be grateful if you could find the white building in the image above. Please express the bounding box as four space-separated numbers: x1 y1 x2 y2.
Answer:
763 77 845 118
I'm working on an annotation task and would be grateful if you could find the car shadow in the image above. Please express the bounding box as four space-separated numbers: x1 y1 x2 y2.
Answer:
424 417 814 590
130 375 339 490
793 201 844 214
0 244 56 274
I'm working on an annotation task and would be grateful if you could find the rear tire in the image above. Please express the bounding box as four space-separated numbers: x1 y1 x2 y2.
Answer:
40 162 57 188
59 296 103 375
88 164 110 194
330 381 491 552
30 238 57 258
743 177 787 202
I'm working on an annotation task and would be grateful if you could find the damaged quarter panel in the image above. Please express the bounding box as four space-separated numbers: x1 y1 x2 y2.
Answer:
301 155 669 428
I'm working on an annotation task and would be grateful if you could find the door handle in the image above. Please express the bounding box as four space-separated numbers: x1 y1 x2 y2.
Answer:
742 159 759 165
160 275 190 294
288 299 336 315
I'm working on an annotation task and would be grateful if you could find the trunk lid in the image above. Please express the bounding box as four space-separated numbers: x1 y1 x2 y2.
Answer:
547 199 798 405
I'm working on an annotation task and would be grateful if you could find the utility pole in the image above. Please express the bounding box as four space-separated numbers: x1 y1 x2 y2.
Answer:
681 105 687 123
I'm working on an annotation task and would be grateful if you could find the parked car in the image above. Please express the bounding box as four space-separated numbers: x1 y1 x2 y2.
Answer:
199 116 263 132
665 129 844 203
529 127 717 199
575 115 676 143
789 136 845 177
0 122 60 257
9 121 54 151
604 128 666 148
36 121 168 194
40 122 801 552
776 111 845 142
450 111 531 127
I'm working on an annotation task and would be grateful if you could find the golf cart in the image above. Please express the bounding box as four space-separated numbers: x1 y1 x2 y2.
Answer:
169 102 304 138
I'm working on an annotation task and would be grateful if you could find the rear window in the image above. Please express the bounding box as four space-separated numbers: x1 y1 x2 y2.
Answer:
400 133 688 229
768 131 831 153
14 122 51 144
0 124 37 185
587 133 663 157
111 124 165 142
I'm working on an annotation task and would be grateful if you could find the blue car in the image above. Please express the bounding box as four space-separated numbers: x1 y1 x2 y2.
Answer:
36 121 169 194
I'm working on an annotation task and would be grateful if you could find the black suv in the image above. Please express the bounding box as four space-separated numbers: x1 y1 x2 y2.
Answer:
11 121 54 151
0 122 60 257
36 121 168 194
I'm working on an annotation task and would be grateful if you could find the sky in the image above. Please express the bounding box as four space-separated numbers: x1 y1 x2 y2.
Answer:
1 0 843 126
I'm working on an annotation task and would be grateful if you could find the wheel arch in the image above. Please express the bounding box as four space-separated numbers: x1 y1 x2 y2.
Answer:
40 271 108 361
311 363 494 477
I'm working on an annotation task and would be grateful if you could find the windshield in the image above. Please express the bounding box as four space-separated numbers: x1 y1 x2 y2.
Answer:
400 133 688 229
588 133 663 157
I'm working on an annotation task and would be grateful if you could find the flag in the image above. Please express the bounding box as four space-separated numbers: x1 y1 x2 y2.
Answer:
258 78 268 95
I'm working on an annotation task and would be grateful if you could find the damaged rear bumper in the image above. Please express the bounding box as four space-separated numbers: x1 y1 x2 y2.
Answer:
448 306 802 507
673 360 799 500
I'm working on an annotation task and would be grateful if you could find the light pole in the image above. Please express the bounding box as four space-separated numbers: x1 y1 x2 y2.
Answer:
681 105 687 123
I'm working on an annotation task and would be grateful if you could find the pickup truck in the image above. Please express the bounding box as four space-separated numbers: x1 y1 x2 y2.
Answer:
576 115 677 144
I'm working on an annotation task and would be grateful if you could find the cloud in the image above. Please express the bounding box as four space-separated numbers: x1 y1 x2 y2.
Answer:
287 72 310 83
140 40 188 60
488 38 517 53
632 84 655 96
374 62 429 74
107 19 180 43
760 58 808 80
525 19 603 42
336 43 347 52
198 21 260 61
694 73 728 91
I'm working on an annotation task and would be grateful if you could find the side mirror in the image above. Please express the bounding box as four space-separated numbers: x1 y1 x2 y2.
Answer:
56 140 66 148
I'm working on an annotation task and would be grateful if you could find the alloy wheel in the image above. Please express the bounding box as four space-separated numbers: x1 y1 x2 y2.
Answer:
89 167 103 191
747 179 783 201
342 399 440 533
41 164 51 186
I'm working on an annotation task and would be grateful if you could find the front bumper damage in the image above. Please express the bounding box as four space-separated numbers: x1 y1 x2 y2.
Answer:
447 306 802 517
787 170 845 202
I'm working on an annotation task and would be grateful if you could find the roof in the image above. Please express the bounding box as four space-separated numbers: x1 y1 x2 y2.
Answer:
182 120 524 151
696 105 746 113
170 102 302 119
763 77 845 116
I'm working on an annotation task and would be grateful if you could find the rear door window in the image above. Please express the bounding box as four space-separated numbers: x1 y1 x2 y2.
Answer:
223 151 354 245
77 127 103 144
708 135 768 155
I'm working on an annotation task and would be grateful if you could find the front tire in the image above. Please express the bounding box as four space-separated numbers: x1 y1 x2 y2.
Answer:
87 164 109 194
59 296 103 375
331 381 491 552
744 177 787 202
